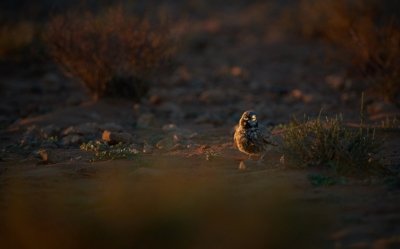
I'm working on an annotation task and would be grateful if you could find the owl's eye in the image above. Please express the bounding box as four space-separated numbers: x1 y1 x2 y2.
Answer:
251 115 257 121
243 117 248 120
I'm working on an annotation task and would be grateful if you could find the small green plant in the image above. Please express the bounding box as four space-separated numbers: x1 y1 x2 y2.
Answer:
80 141 139 162
381 116 400 133
80 140 110 151
89 147 139 162
308 174 343 186
46 4 174 101
281 110 386 176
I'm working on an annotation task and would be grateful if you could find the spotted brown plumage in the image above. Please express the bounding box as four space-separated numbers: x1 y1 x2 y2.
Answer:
234 111 278 163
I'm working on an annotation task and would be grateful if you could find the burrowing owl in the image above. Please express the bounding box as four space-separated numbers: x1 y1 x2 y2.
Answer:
234 111 278 163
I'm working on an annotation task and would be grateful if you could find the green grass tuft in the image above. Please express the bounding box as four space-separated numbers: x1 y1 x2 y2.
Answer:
80 140 111 152
281 112 386 176
80 141 139 162
89 147 139 162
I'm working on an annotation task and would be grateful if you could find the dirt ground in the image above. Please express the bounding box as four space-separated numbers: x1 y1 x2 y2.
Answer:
1 1 400 248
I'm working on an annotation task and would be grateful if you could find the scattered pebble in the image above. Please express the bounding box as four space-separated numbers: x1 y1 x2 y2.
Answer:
40 149 57 164
137 113 156 127
156 137 176 151
41 124 60 139
162 124 178 132
102 130 134 145
325 74 344 90
143 144 154 154
171 144 185 151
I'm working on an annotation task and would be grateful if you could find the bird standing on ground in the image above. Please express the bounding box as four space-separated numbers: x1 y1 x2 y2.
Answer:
234 110 278 163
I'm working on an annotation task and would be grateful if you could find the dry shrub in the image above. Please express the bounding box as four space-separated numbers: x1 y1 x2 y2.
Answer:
346 18 400 106
46 5 174 101
290 0 400 107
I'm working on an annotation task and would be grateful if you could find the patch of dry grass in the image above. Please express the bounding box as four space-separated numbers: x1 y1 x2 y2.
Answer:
46 4 175 101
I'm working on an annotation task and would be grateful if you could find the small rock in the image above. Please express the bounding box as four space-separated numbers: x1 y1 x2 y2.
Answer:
40 149 57 164
171 144 184 151
239 159 260 170
302 94 313 104
24 125 42 138
201 145 211 150
20 139 30 148
231 66 243 77
61 136 72 147
22 145 31 151
189 133 198 139
157 102 184 119
88 112 101 121
149 95 164 105
156 137 176 151
41 124 60 139
102 130 134 145
170 129 193 141
143 144 154 154
292 89 303 99
325 74 344 90
137 113 156 127
70 135 83 144
162 124 178 132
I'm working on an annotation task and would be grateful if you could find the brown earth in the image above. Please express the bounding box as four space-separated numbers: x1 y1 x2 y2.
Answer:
1 1 400 248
